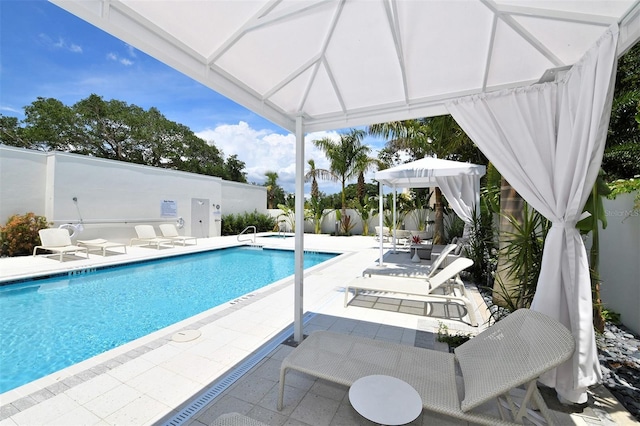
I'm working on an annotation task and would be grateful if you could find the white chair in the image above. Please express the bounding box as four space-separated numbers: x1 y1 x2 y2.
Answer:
374 226 391 242
130 225 173 249
33 228 89 261
346 257 478 326
278 309 575 425
159 224 197 246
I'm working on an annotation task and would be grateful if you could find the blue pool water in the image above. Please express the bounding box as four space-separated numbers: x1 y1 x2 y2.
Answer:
0 247 335 394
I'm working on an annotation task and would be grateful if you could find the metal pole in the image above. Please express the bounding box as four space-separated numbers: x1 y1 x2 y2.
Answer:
294 116 305 343
379 182 384 266
392 186 397 253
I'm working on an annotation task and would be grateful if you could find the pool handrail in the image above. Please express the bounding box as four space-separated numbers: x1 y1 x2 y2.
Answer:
237 226 257 244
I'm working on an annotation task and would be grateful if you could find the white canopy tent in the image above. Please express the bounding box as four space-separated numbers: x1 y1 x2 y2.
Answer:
50 0 640 404
374 157 486 261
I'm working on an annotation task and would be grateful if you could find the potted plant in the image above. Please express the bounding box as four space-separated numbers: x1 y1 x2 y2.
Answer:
411 235 422 263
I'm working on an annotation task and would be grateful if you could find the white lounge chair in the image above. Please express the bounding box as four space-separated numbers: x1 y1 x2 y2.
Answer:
159 223 197 246
374 226 391 242
278 309 575 426
347 257 478 326
362 243 458 278
130 225 173 249
33 228 89 261
77 238 127 256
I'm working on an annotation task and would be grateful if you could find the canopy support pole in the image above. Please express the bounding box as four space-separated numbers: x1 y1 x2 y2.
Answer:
378 182 384 266
392 186 397 253
294 116 305 343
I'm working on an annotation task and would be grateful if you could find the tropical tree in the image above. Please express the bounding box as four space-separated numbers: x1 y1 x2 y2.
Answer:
602 42 640 180
224 154 247 183
264 171 285 209
312 129 373 232
4 95 247 182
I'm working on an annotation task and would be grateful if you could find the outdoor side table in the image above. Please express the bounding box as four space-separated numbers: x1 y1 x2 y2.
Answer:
349 375 422 425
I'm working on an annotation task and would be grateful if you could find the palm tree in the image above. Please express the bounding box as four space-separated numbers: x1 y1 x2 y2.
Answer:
264 171 280 209
312 129 372 220
304 159 330 201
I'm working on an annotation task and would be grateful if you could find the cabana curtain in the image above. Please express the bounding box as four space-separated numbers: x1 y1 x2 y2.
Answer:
435 174 478 238
446 25 619 403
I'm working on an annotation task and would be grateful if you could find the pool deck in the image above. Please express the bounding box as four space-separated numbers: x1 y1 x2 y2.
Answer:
0 234 635 425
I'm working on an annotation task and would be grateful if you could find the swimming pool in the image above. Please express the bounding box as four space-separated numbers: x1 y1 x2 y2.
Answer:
0 247 335 394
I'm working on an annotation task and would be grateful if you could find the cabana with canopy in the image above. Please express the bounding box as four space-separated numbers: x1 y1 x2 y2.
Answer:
49 0 640 404
374 157 486 262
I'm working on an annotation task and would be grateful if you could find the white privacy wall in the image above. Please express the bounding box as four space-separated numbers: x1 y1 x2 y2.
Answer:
597 192 640 335
221 180 268 215
0 146 266 242
0 147 47 220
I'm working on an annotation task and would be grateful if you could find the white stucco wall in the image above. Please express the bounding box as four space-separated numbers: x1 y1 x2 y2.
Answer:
0 146 266 243
597 192 640 334
221 181 267 215
0 146 47 221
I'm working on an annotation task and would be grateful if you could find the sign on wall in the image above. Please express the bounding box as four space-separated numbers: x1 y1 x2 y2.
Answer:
161 200 177 217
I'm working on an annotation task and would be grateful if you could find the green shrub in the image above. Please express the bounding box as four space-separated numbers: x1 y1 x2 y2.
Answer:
0 213 51 256
221 210 276 235
437 322 472 350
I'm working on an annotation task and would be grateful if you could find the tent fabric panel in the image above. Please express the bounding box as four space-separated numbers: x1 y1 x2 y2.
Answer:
49 0 640 133
446 24 619 403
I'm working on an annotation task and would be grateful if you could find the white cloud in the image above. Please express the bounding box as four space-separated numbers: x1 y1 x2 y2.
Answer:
195 122 380 195
107 52 134 66
125 44 137 58
39 34 82 53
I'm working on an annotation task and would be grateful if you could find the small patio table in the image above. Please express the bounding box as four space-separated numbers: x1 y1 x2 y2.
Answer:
349 375 422 425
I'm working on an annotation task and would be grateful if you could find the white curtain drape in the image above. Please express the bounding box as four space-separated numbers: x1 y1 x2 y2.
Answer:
446 25 618 403
435 175 477 239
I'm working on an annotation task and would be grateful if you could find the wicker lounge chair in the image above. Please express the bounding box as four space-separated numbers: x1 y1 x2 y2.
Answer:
33 228 89 261
211 413 268 426
159 223 197 246
362 243 457 277
347 257 478 326
130 225 173 249
278 309 575 425
77 238 127 256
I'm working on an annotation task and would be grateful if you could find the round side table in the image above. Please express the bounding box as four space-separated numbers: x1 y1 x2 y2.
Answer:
349 375 422 425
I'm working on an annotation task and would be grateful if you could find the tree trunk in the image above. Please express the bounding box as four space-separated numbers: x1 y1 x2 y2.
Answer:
433 187 444 244
493 178 525 307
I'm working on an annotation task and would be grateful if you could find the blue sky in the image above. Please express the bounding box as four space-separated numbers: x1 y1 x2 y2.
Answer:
0 0 386 194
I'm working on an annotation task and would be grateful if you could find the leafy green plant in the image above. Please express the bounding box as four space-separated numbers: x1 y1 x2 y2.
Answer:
602 309 621 325
444 214 465 241
0 213 51 256
305 197 333 234
607 176 640 222
492 203 550 310
437 322 471 350
221 210 276 235
277 204 296 232
350 195 376 236
465 203 496 285
340 215 356 235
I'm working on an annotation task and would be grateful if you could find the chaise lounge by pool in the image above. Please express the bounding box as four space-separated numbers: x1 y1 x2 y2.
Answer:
0 247 335 394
